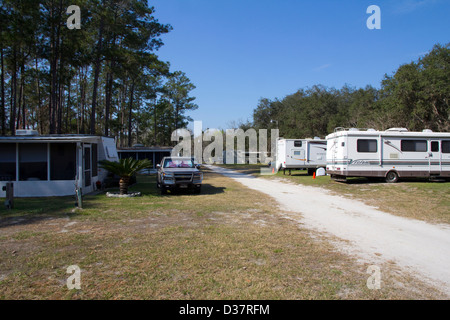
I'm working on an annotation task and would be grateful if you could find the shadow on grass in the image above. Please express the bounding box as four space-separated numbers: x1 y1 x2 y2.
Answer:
333 177 450 185
0 196 76 228
159 184 226 196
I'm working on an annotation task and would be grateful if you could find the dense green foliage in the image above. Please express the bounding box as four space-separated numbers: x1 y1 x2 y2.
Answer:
253 43 449 138
0 0 197 146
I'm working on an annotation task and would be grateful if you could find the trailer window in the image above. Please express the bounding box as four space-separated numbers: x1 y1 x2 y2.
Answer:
442 141 450 154
294 141 302 147
401 140 427 152
357 139 377 153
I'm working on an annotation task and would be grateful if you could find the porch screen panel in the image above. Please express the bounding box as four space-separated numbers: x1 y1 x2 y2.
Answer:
0 143 16 181
19 143 48 181
50 143 76 180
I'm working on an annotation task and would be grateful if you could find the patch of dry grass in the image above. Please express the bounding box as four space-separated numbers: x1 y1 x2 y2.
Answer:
0 168 446 299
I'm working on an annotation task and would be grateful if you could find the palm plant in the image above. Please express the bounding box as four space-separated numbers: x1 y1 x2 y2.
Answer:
99 158 152 195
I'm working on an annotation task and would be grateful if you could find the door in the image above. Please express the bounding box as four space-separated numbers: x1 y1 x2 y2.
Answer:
84 145 92 189
429 141 441 175
290 149 305 166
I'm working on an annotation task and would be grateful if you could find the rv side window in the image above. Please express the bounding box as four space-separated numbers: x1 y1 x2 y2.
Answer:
357 139 377 153
293 151 301 156
294 141 302 147
442 141 450 154
401 140 427 152
431 142 439 152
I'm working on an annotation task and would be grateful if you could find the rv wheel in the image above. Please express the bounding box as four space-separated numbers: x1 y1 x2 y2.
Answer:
385 171 399 183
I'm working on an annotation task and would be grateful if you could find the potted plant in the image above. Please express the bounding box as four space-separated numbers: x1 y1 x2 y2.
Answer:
99 158 152 195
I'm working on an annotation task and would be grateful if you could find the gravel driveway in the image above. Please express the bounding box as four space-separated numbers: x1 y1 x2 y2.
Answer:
208 165 450 296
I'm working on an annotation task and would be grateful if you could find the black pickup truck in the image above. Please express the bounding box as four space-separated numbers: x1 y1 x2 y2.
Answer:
156 157 203 194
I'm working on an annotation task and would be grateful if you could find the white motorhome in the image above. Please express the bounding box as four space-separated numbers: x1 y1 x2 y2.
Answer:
0 131 119 197
275 138 327 174
326 127 450 182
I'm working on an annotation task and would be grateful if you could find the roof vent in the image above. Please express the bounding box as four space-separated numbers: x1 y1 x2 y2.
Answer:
367 128 377 132
386 128 408 132
15 129 39 136
422 129 433 133
348 128 359 132
314 136 321 140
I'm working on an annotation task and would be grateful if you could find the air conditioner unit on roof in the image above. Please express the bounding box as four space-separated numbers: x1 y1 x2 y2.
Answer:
386 128 408 132
15 129 39 136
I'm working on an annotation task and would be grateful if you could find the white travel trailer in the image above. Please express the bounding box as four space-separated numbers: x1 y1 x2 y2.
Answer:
326 127 450 182
0 131 119 197
275 138 327 174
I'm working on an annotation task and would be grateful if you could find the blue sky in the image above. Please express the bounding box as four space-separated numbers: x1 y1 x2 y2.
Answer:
151 0 450 130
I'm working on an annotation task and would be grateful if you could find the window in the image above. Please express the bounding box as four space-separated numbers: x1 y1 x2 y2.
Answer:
401 140 427 152
119 152 136 160
294 141 302 147
84 147 91 187
138 152 152 161
50 143 76 180
163 158 194 168
357 139 377 153
92 144 98 177
442 141 450 154
431 142 439 152
19 143 48 181
0 144 16 181
293 151 301 156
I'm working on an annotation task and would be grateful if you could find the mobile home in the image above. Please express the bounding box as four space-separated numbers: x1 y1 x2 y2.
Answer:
0 130 119 197
326 127 450 182
275 138 327 174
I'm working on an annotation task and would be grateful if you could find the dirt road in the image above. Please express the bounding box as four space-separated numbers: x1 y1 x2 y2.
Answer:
208 165 450 296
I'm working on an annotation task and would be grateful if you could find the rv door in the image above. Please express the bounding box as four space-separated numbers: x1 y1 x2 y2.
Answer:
290 148 305 165
84 144 92 189
429 141 441 175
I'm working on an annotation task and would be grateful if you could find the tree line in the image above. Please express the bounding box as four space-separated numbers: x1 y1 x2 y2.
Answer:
0 0 197 147
252 43 449 139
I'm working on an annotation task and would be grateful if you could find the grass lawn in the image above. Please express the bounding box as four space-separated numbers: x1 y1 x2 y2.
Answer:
0 168 446 299
217 164 450 225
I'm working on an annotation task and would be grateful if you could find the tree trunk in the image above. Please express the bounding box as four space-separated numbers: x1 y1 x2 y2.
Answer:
10 48 17 135
35 46 43 134
1 43 5 135
49 0 63 134
119 176 130 195
127 82 135 147
91 14 105 135
104 61 114 136
66 81 71 133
